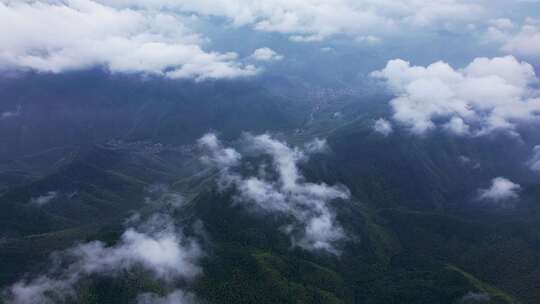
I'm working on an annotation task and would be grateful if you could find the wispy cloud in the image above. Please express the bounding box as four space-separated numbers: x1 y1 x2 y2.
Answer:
199 133 349 255
373 118 393 136
29 191 58 206
137 290 196 304
461 292 491 302
528 145 540 172
0 105 21 120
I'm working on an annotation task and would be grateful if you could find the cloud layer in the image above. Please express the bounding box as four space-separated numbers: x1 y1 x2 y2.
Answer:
372 56 540 136
102 0 484 42
199 133 349 254
0 0 257 79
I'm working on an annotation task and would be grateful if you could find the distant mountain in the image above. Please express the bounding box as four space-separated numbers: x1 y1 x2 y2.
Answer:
0 71 308 161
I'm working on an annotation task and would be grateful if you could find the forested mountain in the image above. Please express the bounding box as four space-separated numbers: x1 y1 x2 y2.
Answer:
2 1 540 303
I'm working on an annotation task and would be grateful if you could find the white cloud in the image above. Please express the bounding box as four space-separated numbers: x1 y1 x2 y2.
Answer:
461 292 491 303
528 145 540 172
71 228 201 280
29 191 58 206
0 111 18 120
478 177 521 202
490 18 515 30
137 290 196 304
487 18 540 57
0 105 21 120
251 47 283 61
0 0 257 79
7 214 203 304
144 184 177 208
99 0 484 42
355 35 382 45
304 138 328 153
372 56 540 136
459 155 481 169
198 133 242 168
373 118 393 136
199 133 349 254
444 116 470 135
320 47 334 53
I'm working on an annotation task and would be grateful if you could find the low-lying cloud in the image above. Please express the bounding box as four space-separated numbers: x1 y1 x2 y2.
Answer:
478 177 521 202
373 118 393 136
29 191 58 206
5 213 203 304
372 56 540 136
461 292 491 303
199 133 349 255
137 290 196 304
198 133 242 168
528 145 540 172
0 105 21 120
